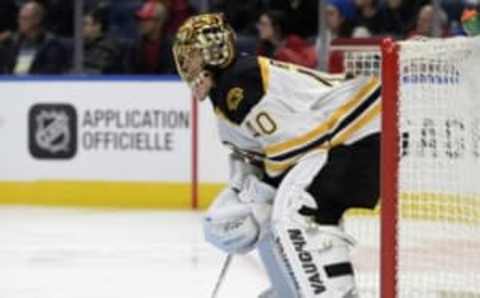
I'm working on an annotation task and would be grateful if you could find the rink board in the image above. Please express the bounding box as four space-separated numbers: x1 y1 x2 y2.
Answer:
0 181 224 209
0 76 228 208
1 77 477 211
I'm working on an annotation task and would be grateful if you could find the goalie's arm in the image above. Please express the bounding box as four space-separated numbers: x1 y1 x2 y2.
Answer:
203 174 276 254
203 150 276 255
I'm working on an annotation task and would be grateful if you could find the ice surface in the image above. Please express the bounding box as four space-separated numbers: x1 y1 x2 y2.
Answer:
0 207 269 298
1 207 478 298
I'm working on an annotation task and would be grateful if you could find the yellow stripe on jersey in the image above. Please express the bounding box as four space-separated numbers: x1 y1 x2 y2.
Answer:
264 159 297 176
330 102 381 146
265 161 296 177
265 98 380 177
265 77 380 158
265 146 329 177
258 57 271 93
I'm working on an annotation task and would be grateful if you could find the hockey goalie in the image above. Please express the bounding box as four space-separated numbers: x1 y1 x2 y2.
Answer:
173 14 380 298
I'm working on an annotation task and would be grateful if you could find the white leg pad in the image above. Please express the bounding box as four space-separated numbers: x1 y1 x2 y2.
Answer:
256 190 359 298
272 223 358 297
256 151 359 298
257 233 297 298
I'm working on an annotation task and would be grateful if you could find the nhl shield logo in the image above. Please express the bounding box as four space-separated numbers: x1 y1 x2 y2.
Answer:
29 104 77 159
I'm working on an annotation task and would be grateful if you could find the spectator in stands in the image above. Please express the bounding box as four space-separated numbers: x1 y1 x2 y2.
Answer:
382 0 427 37
0 0 18 42
83 6 123 74
354 0 384 36
0 1 70 74
408 4 449 38
256 10 317 68
326 0 357 74
268 0 319 37
126 0 175 74
326 0 357 38
210 0 265 35
161 0 193 36
40 0 74 37
93 0 141 40
210 0 263 55
442 0 468 32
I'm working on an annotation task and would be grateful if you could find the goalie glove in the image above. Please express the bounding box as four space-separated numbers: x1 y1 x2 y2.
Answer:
228 152 263 190
203 176 276 254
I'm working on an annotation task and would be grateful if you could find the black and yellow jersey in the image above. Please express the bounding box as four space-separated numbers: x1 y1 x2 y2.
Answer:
208 55 381 178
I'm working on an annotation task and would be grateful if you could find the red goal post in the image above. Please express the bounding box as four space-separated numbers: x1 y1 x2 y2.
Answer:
380 38 400 298
330 36 480 297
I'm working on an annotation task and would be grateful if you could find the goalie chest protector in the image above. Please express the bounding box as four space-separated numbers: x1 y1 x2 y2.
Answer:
208 55 381 177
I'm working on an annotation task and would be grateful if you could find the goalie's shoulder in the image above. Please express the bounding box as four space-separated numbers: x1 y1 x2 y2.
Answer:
209 55 267 125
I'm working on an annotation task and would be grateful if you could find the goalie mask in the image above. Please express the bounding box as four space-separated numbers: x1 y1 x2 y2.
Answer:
173 13 236 86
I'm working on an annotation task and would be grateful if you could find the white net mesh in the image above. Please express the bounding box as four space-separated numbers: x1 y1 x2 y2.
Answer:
329 40 382 77
336 37 480 298
396 37 480 297
343 50 381 78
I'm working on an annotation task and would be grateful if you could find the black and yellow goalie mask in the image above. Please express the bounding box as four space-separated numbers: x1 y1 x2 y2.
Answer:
172 13 236 86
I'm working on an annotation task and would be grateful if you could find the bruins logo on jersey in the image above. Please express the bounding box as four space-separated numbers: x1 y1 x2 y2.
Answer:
226 87 244 111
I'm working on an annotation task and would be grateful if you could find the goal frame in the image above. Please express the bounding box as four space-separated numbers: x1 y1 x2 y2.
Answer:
380 38 400 298
331 36 480 298
330 37 400 297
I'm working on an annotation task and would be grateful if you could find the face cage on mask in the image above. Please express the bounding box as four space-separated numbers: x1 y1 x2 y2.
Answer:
174 25 236 85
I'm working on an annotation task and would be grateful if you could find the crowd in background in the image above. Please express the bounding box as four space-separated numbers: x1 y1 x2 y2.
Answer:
0 0 477 76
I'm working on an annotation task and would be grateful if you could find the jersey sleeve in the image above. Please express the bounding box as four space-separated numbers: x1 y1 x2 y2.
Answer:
209 56 267 125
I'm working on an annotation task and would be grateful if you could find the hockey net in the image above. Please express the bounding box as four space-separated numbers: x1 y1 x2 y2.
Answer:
332 37 480 297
